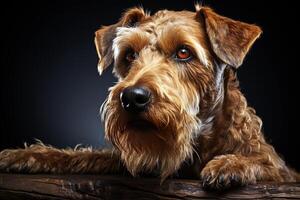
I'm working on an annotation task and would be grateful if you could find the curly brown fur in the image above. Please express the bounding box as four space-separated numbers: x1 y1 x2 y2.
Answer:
0 140 123 174
0 5 298 190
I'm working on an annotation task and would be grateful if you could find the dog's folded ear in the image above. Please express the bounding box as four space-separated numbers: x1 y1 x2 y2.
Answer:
197 7 262 68
95 7 147 75
95 25 117 75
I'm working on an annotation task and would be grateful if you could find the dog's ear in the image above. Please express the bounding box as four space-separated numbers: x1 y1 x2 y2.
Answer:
95 25 117 75
197 7 262 68
95 7 147 75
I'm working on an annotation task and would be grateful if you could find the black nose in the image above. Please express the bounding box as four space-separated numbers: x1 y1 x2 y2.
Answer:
120 86 151 113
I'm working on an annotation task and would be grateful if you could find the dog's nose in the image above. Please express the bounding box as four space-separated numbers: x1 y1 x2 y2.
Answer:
120 86 151 113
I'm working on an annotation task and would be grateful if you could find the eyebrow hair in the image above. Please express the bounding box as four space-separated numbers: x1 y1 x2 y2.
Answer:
186 36 209 66
112 27 149 62
157 27 209 66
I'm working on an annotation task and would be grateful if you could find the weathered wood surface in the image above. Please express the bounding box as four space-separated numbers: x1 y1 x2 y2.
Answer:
0 174 299 200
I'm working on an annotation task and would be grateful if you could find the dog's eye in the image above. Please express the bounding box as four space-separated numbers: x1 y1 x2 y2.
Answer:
175 47 192 61
125 51 138 62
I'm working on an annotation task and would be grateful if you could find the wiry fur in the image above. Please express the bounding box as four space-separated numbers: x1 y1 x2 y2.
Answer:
0 5 299 190
0 140 122 174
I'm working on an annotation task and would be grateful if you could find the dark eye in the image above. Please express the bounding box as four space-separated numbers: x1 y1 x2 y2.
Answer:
125 51 138 62
175 47 192 61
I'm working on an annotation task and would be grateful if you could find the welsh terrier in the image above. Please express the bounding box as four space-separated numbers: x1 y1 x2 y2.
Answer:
0 5 299 190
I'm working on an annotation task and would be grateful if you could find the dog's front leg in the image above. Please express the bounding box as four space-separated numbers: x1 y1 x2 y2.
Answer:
0 143 123 174
200 154 292 190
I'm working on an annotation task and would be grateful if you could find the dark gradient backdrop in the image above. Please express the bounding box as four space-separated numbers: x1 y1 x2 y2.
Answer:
1 1 298 169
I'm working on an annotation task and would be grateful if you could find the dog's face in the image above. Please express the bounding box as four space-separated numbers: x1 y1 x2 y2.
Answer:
95 6 261 178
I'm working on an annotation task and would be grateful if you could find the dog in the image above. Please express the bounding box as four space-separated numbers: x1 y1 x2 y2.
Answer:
0 5 299 190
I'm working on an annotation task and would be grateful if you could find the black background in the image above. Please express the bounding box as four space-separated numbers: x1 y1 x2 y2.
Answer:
0 1 298 169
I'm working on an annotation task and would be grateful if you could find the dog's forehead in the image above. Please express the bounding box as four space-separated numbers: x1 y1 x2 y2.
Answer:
114 10 201 46
114 9 204 48
140 10 197 33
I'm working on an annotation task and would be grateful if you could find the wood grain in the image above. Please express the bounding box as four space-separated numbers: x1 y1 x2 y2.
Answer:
0 173 299 199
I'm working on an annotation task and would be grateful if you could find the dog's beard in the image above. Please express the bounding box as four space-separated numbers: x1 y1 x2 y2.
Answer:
101 97 200 179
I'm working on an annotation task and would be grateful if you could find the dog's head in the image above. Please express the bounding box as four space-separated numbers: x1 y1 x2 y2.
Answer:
95 5 261 179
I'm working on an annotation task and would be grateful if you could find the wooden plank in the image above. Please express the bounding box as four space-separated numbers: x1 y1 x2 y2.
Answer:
0 174 299 199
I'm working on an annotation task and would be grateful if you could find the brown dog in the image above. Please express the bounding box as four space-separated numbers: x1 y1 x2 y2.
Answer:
0 5 298 190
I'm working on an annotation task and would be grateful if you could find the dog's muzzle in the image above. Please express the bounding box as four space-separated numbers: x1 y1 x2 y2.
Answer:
120 86 151 113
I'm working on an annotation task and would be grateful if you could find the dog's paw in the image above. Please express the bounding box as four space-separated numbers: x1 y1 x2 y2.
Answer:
201 154 256 191
0 149 30 173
